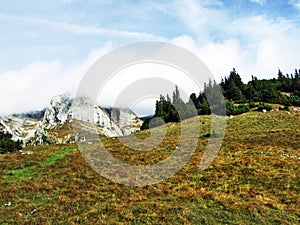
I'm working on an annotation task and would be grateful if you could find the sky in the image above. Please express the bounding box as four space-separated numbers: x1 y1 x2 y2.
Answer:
0 0 300 116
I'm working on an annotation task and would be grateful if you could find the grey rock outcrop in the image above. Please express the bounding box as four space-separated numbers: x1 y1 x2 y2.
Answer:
1 94 143 145
43 95 73 128
107 108 143 136
0 115 40 143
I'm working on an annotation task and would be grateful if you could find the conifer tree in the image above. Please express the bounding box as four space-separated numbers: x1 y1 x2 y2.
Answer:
0 130 22 154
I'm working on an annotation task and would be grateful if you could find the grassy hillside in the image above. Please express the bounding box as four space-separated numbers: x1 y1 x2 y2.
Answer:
0 110 299 224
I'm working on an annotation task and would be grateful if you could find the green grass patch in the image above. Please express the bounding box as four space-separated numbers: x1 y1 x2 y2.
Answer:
6 147 76 181
40 147 75 167
8 167 38 180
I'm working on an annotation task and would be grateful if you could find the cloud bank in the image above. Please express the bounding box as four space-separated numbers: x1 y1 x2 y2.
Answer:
0 0 299 116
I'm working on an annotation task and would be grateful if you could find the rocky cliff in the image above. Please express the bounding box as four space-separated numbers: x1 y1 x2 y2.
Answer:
1 95 143 145
0 114 41 144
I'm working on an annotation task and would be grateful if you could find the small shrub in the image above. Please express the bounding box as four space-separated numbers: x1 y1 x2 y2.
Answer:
226 100 250 115
257 103 272 112
238 104 250 114
248 102 256 109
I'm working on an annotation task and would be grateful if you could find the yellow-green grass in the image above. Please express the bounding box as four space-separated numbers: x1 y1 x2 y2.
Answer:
5 147 76 181
0 111 299 224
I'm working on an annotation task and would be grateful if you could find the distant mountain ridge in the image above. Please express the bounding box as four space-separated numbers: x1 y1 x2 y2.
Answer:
0 95 143 145
11 109 47 120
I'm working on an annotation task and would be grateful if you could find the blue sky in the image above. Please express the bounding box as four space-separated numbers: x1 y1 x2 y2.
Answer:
0 0 300 115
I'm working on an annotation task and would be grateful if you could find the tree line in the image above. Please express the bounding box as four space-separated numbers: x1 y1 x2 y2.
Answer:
220 68 300 106
141 86 198 129
141 68 300 129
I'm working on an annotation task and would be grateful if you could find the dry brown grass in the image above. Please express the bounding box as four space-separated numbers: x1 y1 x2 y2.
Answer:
0 110 299 224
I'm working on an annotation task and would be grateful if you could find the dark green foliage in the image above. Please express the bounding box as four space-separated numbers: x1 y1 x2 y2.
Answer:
220 68 300 105
155 94 179 123
0 130 22 154
282 95 300 106
140 116 152 130
142 68 300 129
245 69 300 105
200 98 210 115
246 77 281 103
141 86 198 130
293 90 300 97
221 68 246 102
194 92 210 115
238 104 250 113
205 68 300 112
248 102 256 109
257 103 273 112
225 100 250 115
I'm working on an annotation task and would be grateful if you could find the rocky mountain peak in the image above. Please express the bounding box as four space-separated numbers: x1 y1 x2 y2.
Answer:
43 94 73 128
1 94 143 146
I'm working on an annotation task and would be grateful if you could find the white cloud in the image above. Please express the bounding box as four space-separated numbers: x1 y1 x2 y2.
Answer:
171 35 248 81
152 0 228 44
0 41 201 117
231 16 300 77
2 12 300 116
172 0 229 43
168 2 300 81
289 0 300 9
99 62 200 104
0 43 114 116
232 15 291 42
1 1 300 116
171 17 300 82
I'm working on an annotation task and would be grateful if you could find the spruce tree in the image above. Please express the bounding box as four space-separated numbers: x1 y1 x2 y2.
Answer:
0 130 22 154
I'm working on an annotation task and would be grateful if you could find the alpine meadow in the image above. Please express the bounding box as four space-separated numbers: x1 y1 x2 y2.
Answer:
1 0 300 224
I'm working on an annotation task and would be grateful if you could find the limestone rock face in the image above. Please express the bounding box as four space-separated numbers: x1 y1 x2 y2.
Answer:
72 97 123 137
0 115 40 144
43 95 72 128
1 94 143 145
107 108 143 136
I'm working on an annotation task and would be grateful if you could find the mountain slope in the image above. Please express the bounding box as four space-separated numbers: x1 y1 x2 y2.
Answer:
0 110 299 224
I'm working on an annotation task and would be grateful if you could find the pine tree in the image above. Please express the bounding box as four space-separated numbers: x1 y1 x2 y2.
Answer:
222 68 245 102
0 130 22 154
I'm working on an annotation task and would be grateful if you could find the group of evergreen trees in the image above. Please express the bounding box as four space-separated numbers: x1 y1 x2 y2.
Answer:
141 86 197 129
0 130 22 154
220 68 300 105
142 68 300 130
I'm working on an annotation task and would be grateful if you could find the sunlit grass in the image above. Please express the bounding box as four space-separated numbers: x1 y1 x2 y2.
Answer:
0 111 299 224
